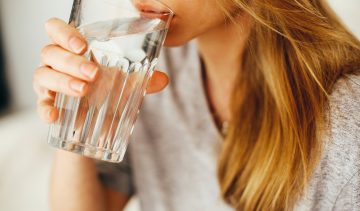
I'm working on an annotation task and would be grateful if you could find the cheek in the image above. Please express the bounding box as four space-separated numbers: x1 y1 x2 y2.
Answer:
162 1 225 46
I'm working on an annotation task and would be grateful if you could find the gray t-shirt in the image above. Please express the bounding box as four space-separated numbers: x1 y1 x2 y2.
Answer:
97 41 360 211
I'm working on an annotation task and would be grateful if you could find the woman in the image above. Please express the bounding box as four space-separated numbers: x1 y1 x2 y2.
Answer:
33 0 360 210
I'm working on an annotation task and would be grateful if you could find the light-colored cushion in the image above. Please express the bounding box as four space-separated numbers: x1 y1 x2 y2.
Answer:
0 110 52 211
0 109 140 211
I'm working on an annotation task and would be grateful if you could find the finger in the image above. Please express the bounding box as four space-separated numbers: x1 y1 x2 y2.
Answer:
37 97 59 123
41 44 99 82
146 70 169 94
45 17 87 54
33 78 56 100
34 66 89 97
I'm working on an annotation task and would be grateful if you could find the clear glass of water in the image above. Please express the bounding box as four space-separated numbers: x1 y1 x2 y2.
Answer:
47 0 173 162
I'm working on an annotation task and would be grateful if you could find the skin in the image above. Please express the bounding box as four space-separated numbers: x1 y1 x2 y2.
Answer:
33 1 251 210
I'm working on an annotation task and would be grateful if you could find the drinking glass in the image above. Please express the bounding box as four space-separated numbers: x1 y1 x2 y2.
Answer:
47 0 173 162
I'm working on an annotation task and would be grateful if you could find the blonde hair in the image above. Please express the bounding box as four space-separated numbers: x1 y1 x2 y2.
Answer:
216 0 360 210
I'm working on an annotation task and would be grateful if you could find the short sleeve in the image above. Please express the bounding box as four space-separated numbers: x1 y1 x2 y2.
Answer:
95 152 135 195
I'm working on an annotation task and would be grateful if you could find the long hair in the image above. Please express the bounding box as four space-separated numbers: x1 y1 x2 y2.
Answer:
216 0 360 210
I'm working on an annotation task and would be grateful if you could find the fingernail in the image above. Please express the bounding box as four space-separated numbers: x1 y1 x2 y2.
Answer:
80 62 98 79
69 37 86 54
70 80 86 93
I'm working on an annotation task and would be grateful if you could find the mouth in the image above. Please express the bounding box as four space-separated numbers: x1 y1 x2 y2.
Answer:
134 2 174 21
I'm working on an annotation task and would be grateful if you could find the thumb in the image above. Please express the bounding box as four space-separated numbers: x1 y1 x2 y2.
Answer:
146 70 169 94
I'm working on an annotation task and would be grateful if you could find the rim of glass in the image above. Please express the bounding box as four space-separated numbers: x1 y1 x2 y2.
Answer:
101 0 174 15
69 0 174 26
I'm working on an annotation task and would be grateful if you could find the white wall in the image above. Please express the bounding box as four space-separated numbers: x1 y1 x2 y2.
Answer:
0 0 73 111
0 0 360 111
328 0 360 37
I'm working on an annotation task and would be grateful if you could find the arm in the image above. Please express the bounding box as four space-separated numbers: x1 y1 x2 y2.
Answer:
49 151 131 211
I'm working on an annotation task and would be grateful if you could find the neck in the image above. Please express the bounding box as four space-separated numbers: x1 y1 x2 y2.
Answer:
196 15 252 123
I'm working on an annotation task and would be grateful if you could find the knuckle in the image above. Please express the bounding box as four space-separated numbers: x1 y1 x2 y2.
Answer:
63 52 76 67
40 45 53 61
79 85 88 96
45 17 60 30
42 96 55 106
36 98 44 107
33 67 43 84
33 75 47 97
62 76 77 95
38 107 50 123
64 54 86 77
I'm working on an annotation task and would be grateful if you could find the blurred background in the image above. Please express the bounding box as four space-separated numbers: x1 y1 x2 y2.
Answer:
0 0 359 210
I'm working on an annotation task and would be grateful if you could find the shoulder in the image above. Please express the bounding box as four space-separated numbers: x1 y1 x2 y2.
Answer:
323 72 360 177
326 73 360 146
326 72 360 191
328 72 360 119
295 73 360 210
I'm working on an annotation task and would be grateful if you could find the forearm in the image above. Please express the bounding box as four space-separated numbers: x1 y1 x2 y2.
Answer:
49 151 107 211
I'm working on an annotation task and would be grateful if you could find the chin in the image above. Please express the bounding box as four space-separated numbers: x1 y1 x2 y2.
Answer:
163 30 194 47
164 37 186 47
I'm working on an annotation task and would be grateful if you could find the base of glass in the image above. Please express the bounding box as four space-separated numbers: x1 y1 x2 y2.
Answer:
48 137 124 163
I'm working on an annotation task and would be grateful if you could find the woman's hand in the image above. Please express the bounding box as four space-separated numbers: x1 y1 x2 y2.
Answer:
33 17 169 124
34 17 168 211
